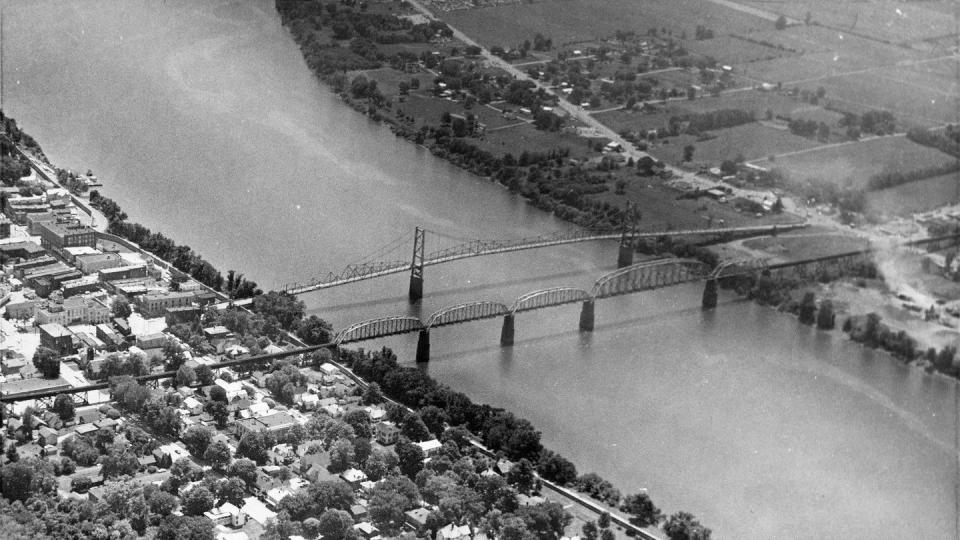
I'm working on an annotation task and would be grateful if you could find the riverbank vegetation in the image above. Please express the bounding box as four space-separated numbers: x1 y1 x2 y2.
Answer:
88 191 262 299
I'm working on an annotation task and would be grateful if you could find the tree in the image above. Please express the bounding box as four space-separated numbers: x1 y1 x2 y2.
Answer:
621 493 663 527
816 299 836 330
318 509 355 540
251 291 306 331
664 511 712 540
364 446 399 481
582 521 599 540
419 405 448 436
52 393 76 421
237 431 272 464
183 485 216 516
227 458 259 489
362 382 384 404
1 462 36 501
174 364 197 386
196 364 215 385
216 477 247 507
775 15 787 30
206 400 230 428
99 442 140 478
598 512 611 529
798 292 817 325
155 515 214 540
396 438 425 479
113 297 132 318
369 478 419 534
507 458 539 494
32 347 60 379
205 440 233 471
183 425 214 457
148 488 179 516
343 409 373 439
296 315 333 345
683 145 695 162
328 438 356 473
401 413 432 442
537 450 577 485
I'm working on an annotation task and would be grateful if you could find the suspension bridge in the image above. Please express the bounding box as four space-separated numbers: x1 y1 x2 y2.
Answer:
280 220 810 300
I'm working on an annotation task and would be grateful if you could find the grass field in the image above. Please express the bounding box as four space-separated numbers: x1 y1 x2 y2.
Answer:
754 136 957 189
742 0 954 44
589 173 799 231
866 173 960 218
741 231 870 261
468 121 600 159
648 123 822 164
683 34 799 66
440 0 770 50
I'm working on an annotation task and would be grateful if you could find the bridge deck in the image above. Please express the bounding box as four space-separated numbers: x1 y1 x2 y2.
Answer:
284 223 808 294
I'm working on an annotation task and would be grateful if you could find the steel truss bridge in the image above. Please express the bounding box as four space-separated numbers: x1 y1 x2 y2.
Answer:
280 222 809 298
5 233 957 406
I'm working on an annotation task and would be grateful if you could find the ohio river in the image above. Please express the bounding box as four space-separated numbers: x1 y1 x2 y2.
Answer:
5 0 957 537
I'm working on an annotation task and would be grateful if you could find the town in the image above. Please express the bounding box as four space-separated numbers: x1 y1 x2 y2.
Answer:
3 0 960 538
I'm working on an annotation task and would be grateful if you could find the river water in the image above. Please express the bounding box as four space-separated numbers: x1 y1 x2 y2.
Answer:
5 1 957 538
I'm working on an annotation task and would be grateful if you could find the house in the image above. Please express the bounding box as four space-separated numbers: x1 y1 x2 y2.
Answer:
298 393 319 410
354 522 380 539
375 422 400 445
38 426 59 446
39 322 74 356
416 439 443 457
153 442 191 468
74 423 99 436
205 501 245 527
438 523 472 540
405 508 431 532
241 496 277 527
350 503 369 521
340 468 368 487
215 378 244 401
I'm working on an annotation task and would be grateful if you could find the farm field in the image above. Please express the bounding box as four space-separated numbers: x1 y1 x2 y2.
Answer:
648 123 822 164
467 121 601 159
741 0 954 44
683 34 799 66
439 0 770 50
753 136 957 189
866 173 960 218
589 174 797 231
741 231 870 261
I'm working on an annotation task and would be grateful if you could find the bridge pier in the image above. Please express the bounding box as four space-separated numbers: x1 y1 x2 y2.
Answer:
500 314 515 346
579 300 595 332
702 279 718 309
416 330 430 363
617 244 634 268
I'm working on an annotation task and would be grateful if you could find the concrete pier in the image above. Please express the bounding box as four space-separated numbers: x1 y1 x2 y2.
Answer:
415 330 430 362
500 314 515 346
579 300 595 331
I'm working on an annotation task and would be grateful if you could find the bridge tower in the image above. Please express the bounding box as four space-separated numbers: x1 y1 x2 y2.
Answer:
409 227 426 302
416 329 430 363
618 202 639 268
